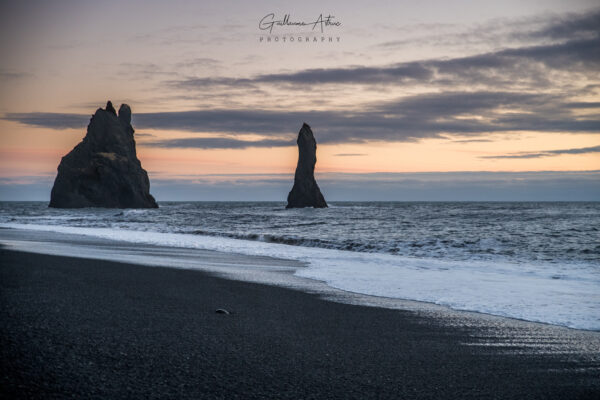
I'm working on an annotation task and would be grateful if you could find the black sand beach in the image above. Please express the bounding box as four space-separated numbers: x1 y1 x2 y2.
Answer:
1 248 599 399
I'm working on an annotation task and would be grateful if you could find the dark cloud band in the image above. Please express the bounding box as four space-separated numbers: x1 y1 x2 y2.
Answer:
142 137 293 149
482 145 600 159
4 91 599 148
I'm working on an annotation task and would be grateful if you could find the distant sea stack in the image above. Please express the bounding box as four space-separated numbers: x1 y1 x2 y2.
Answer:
286 123 328 209
49 101 158 209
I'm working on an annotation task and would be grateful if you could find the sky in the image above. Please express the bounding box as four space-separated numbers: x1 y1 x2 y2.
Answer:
0 0 599 201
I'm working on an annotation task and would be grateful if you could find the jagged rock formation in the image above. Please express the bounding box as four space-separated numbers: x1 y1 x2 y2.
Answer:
49 101 158 208
105 100 117 115
286 123 328 208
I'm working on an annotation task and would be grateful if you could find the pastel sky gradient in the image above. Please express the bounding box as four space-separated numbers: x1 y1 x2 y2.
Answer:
1 0 599 200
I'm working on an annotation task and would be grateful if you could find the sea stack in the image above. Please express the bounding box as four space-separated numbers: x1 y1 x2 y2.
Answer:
49 101 158 208
286 123 328 208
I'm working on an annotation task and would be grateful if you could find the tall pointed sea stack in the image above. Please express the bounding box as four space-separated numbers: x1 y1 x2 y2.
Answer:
286 123 328 208
49 101 158 208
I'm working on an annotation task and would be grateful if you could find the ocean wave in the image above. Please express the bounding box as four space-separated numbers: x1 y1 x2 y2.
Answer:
186 229 401 253
2 202 598 266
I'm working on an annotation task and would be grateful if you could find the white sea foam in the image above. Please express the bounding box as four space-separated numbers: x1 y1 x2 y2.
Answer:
2 222 599 331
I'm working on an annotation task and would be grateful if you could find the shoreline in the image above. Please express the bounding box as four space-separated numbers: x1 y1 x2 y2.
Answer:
2 248 600 398
1 226 600 337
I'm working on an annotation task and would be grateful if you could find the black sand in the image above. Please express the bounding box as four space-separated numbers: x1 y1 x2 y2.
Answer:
1 249 599 399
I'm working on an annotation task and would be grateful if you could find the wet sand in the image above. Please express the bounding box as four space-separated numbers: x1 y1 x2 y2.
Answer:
1 248 599 399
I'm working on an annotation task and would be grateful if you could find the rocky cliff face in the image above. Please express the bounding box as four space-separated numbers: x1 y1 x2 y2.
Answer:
49 101 158 208
286 123 328 209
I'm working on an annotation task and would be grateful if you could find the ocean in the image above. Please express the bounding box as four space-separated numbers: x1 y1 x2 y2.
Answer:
1 201 599 330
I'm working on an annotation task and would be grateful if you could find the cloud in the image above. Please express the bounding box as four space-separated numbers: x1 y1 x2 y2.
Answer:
378 10 600 50
0 69 33 80
117 62 176 80
522 10 600 41
254 63 433 85
2 112 90 129
565 102 600 109
142 136 293 149
175 57 221 68
482 145 600 159
167 77 258 89
451 139 493 143
133 91 599 144
4 90 599 147
47 40 85 50
169 34 599 91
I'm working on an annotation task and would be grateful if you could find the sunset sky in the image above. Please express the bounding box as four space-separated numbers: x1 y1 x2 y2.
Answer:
1 0 599 200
